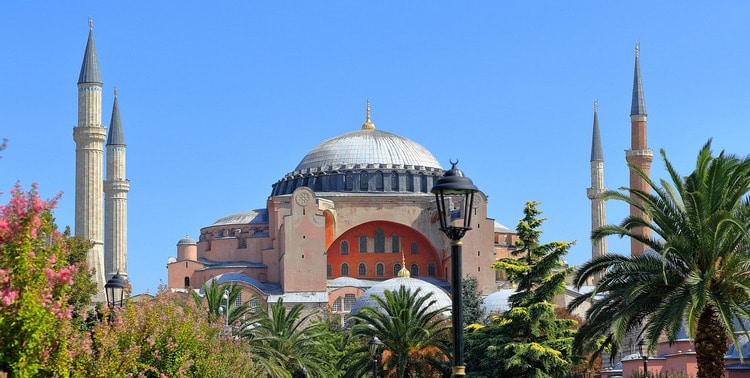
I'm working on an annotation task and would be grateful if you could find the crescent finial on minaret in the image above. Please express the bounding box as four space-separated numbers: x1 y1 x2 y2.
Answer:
89 17 93 30
361 99 376 130
594 100 598 113
114 86 118 98
635 41 640 58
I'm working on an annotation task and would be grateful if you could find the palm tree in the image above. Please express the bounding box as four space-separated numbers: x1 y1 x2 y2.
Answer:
569 141 750 378
340 286 451 378
239 298 336 377
191 280 249 325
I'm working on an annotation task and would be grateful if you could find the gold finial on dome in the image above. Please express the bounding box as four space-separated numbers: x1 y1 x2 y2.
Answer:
361 100 376 130
397 249 410 277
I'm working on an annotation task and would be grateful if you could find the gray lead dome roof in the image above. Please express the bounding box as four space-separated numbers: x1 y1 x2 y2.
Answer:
295 129 441 171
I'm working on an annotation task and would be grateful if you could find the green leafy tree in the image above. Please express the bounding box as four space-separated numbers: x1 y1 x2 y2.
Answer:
0 183 96 377
71 291 258 377
465 201 579 378
240 298 336 377
569 142 750 378
462 275 486 326
340 286 451 378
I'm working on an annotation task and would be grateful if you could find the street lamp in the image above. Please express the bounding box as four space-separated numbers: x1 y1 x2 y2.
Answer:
219 289 231 336
368 336 383 378
431 160 478 377
104 272 127 310
637 339 648 377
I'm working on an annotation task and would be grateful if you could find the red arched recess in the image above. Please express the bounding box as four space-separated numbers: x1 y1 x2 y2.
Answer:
326 221 442 280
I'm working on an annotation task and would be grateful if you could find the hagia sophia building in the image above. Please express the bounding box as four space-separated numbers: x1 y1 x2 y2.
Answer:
72 21 653 318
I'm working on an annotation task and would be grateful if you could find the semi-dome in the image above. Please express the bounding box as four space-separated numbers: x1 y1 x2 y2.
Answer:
212 209 269 226
349 276 451 317
271 104 445 196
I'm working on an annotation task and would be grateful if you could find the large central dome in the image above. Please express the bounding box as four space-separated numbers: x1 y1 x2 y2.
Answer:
271 104 445 196
295 128 441 171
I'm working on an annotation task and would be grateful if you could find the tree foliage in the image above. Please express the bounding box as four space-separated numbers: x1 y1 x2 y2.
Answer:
465 201 580 378
341 286 451 378
0 183 96 377
569 141 750 378
462 275 486 326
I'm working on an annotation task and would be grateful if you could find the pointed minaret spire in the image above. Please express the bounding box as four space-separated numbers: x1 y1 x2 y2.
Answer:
105 87 129 281
630 42 647 116
106 87 125 146
587 100 607 284
361 100 376 130
625 43 653 256
78 17 102 84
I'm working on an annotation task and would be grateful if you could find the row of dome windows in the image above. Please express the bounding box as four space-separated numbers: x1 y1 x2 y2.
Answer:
327 262 437 278
273 170 441 195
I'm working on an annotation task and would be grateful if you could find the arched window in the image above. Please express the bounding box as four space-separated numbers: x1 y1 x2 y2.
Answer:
391 172 399 191
376 263 385 276
359 235 367 253
406 172 414 192
341 240 350 255
420 173 427 192
360 171 369 191
393 263 402 276
332 297 343 312
375 171 384 191
327 264 333 277
428 262 436 277
341 263 350 276
374 228 385 253
358 263 367 276
184 277 190 289
410 263 419 277
344 294 356 311
411 241 418 254
345 171 354 191
392 235 400 253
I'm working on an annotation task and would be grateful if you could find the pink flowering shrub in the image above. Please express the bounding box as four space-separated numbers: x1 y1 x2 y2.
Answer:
0 183 94 377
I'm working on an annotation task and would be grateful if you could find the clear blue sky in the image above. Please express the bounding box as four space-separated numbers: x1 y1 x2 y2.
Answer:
3 2 750 294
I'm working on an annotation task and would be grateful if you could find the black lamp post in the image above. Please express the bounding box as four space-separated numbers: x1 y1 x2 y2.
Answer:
637 339 648 377
104 272 127 310
368 336 383 378
431 161 478 377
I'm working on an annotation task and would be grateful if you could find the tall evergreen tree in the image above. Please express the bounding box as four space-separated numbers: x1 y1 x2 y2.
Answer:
462 275 486 326
465 201 580 377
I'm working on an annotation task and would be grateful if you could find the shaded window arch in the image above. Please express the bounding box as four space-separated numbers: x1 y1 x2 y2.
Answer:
420 173 427 192
358 263 367 276
327 263 333 277
345 171 354 191
376 263 385 276
341 263 350 276
406 172 414 192
374 228 385 253
411 241 418 254
344 294 356 311
184 277 190 289
375 171 384 191
360 171 368 191
332 297 343 312
359 235 367 253
314 175 323 191
393 263 402 276
428 262 436 277
391 171 399 191
341 240 350 255
392 235 400 253
410 263 419 277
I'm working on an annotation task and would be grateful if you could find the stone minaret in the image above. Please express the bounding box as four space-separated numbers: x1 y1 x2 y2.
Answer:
104 88 129 280
625 43 653 257
587 101 607 284
73 19 107 300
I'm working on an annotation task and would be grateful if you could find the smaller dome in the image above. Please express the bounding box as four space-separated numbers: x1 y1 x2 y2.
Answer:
481 289 515 315
349 276 451 317
212 209 269 226
177 235 196 245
